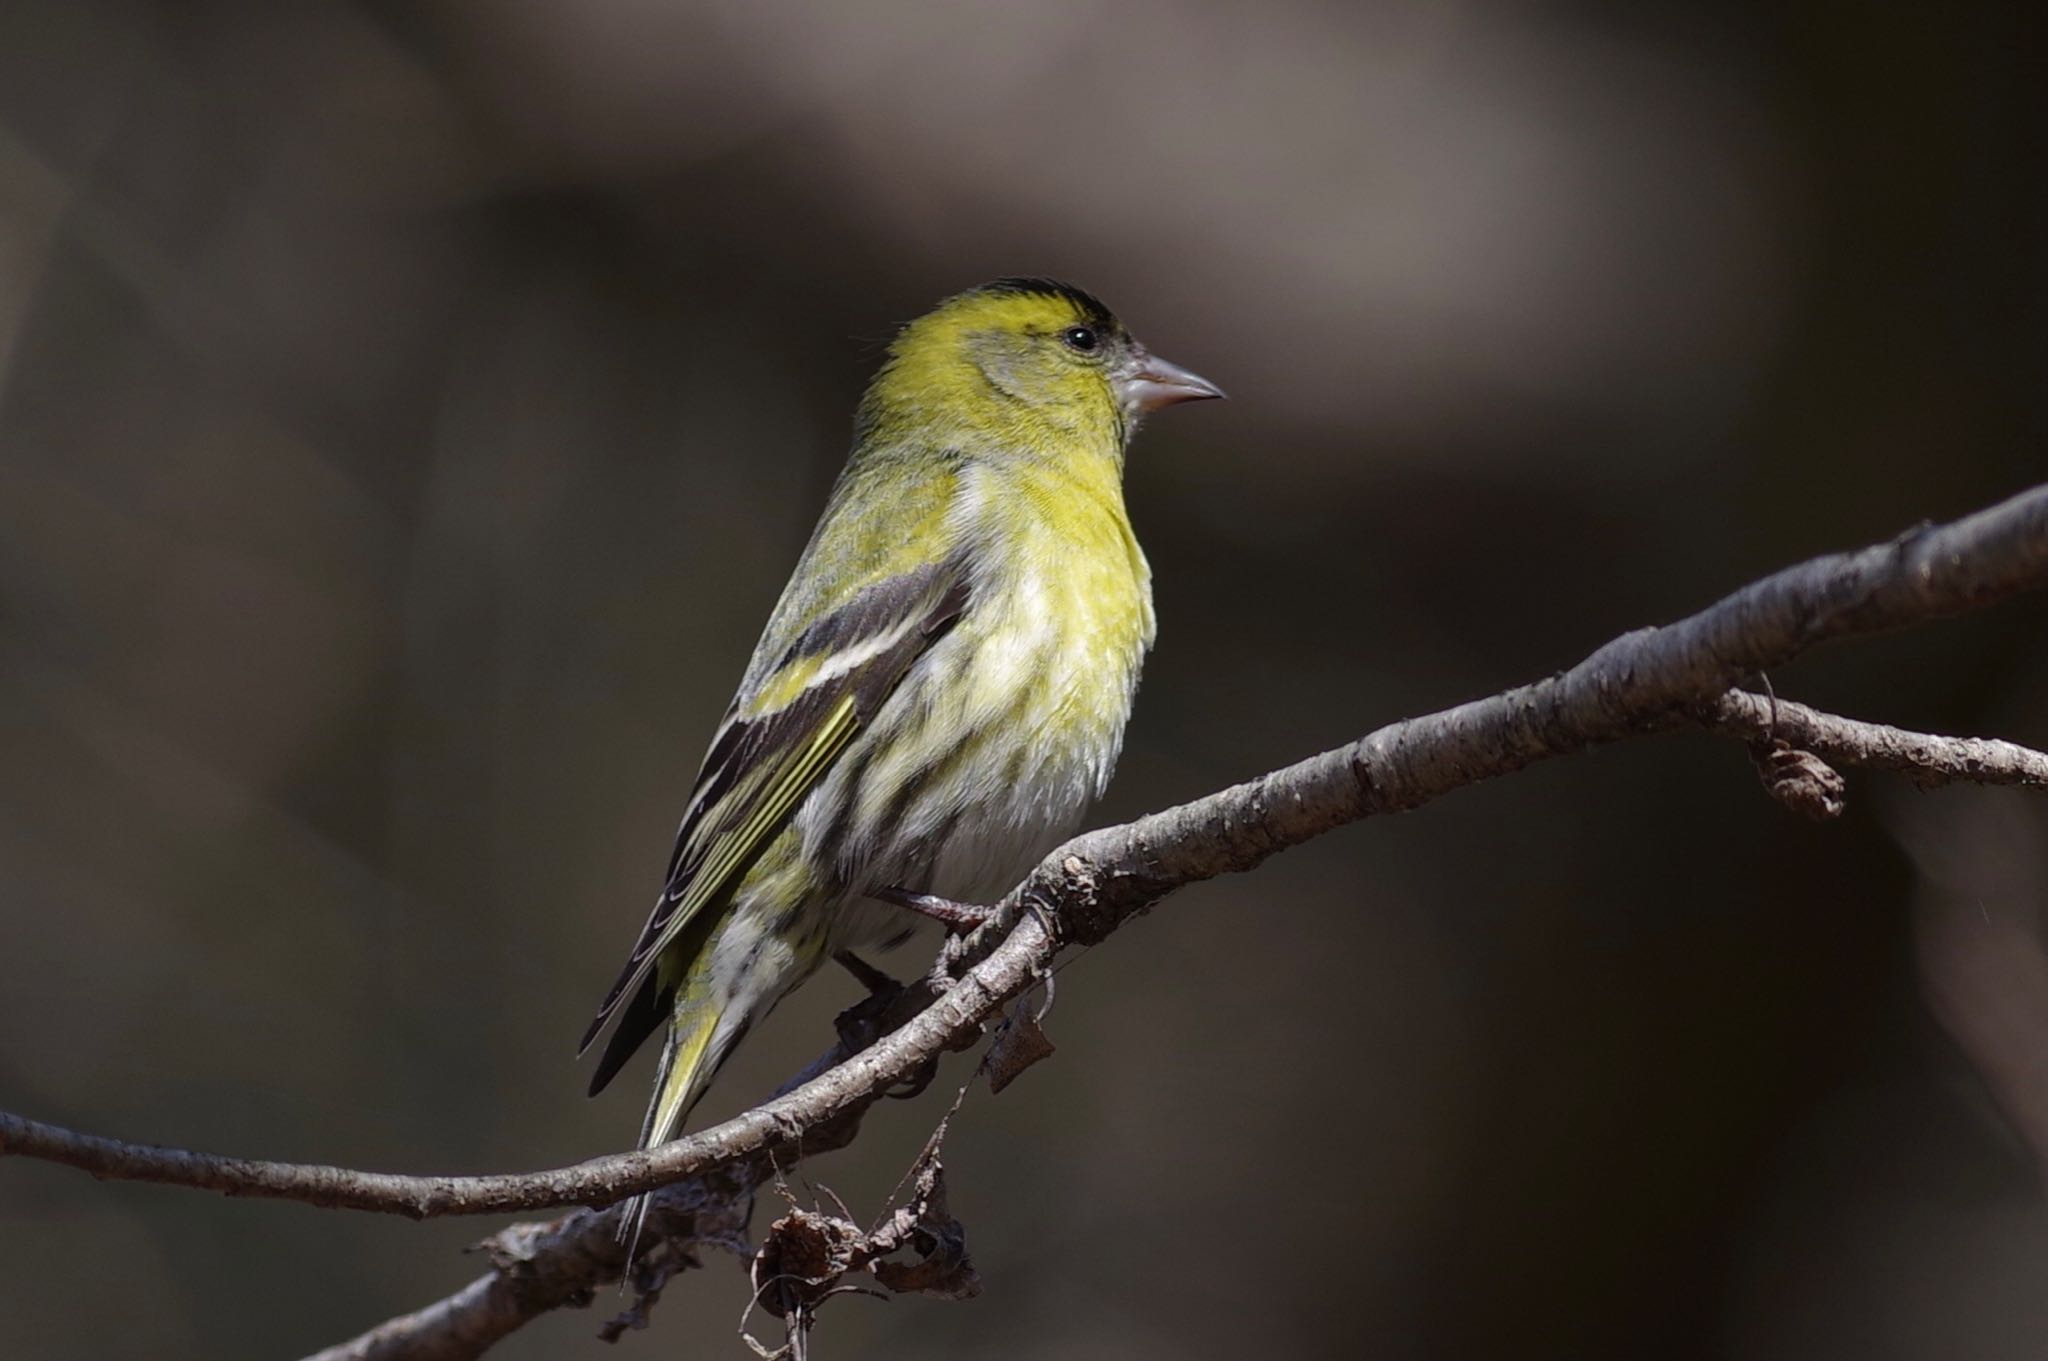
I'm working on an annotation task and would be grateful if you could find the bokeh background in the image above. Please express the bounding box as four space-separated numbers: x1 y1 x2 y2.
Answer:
3 1 2046 1357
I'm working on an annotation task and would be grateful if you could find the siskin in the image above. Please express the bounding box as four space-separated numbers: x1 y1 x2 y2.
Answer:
579 278 1221 1219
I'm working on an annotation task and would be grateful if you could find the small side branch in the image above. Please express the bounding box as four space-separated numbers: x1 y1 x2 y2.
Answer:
1706 688 2048 787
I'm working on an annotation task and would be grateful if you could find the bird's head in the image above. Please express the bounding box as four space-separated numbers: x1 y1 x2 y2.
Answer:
861 278 1222 452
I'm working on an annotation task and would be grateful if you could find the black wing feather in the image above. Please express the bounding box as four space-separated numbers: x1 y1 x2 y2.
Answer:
579 561 970 1078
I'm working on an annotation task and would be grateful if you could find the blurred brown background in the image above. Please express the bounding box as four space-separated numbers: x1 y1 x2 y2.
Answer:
3 1 2046 1357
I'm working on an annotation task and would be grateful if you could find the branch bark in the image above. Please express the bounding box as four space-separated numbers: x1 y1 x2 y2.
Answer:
4 481 2048 1359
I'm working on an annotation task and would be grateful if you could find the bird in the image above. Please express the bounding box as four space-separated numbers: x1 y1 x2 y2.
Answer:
578 278 1221 1236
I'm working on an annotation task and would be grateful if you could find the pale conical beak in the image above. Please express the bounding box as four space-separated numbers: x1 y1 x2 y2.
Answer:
1120 348 1226 413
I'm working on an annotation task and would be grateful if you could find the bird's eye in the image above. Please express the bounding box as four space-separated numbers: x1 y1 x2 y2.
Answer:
1061 325 1099 353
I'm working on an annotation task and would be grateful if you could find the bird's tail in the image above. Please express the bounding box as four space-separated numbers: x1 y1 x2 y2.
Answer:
618 982 734 1259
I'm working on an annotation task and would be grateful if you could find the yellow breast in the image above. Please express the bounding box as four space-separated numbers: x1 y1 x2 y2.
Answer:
968 456 1154 787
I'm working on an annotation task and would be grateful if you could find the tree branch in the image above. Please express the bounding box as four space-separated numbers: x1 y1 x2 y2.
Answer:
4 481 2047 1359
6 484 2048 1215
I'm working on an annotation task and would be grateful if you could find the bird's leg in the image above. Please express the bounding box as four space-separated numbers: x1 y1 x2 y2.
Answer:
830 951 901 1053
874 885 996 934
830 949 939 1100
832 949 899 998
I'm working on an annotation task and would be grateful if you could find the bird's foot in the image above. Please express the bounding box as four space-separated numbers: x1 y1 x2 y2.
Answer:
874 886 997 935
885 1056 941 1101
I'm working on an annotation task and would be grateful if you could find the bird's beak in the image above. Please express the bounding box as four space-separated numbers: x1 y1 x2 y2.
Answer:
1120 348 1226 413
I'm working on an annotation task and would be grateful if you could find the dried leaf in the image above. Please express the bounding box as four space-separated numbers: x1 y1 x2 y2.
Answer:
983 1013 1056 1095
870 1155 979 1300
750 1208 867 1321
1755 742 1847 820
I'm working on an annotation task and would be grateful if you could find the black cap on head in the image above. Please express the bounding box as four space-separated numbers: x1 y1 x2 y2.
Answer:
975 277 1119 331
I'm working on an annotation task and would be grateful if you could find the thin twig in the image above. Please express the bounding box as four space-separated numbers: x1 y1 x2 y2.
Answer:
1706 688 2048 786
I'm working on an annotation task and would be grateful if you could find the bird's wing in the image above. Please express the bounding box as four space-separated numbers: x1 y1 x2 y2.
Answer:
579 553 970 1070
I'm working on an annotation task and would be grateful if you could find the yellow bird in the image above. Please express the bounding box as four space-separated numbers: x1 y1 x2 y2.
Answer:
580 278 1220 1217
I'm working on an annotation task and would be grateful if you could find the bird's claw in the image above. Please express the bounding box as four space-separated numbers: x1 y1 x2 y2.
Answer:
884 1056 942 1100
